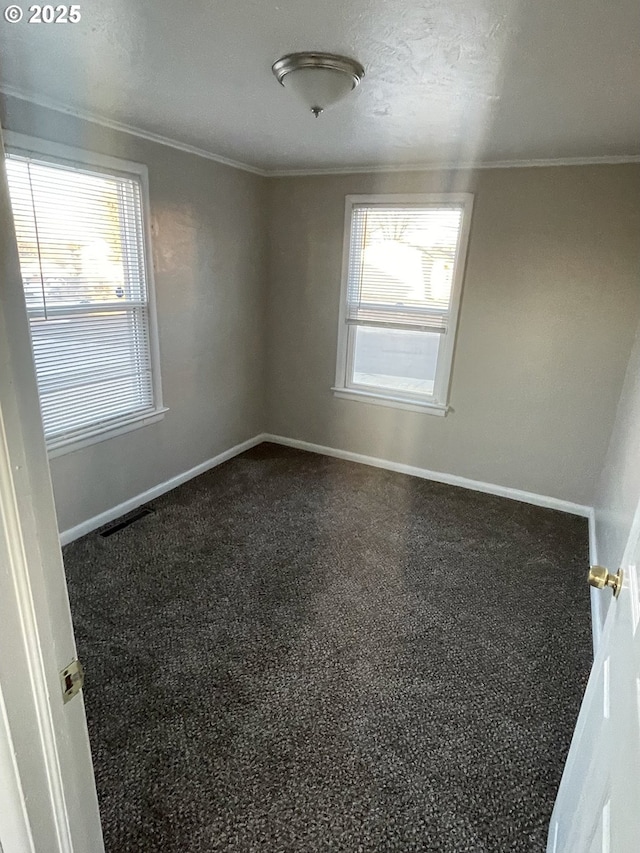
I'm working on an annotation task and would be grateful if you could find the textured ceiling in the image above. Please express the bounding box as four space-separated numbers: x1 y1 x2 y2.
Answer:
0 0 638 172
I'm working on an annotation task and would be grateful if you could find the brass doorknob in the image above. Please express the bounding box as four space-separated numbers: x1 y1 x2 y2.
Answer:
588 565 623 598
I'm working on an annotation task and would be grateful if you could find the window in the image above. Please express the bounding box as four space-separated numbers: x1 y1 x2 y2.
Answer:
334 194 473 415
4 133 165 456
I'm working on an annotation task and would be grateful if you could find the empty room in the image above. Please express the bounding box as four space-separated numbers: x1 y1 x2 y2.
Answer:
0 0 639 851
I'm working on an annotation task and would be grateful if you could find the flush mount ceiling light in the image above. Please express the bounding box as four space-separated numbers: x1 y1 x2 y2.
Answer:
272 52 365 118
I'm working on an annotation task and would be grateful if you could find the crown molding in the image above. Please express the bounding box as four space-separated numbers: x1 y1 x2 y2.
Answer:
2 85 639 178
267 153 640 177
0 85 268 176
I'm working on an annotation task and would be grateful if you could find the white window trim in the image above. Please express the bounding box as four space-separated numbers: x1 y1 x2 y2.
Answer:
331 387 448 415
4 131 166 456
333 192 474 415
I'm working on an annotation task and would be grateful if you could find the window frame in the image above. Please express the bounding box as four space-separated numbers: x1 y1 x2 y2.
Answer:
333 192 474 416
4 131 167 457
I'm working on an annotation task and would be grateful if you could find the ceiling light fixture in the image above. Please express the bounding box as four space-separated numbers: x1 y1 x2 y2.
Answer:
272 52 365 118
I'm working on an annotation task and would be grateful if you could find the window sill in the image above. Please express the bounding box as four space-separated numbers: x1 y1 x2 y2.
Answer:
47 407 169 459
331 387 449 416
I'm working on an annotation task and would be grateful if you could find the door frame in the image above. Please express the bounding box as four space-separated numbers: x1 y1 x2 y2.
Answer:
0 125 103 852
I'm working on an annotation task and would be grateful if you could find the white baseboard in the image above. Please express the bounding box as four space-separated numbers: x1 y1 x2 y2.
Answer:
264 433 592 518
59 434 267 545
61 431 593 547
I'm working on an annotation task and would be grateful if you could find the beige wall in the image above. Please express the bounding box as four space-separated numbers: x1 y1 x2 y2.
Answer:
1 95 268 533
2 96 639 526
265 166 640 506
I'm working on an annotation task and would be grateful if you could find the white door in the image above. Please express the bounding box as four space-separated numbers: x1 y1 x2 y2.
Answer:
0 126 104 851
548 506 640 852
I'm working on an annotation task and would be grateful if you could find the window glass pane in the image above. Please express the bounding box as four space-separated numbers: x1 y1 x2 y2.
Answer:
346 205 462 331
5 149 156 446
352 326 441 397
5 156 146 313
30 309 153 440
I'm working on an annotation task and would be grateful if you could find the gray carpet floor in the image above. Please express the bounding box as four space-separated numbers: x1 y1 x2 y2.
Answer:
63 443 592 852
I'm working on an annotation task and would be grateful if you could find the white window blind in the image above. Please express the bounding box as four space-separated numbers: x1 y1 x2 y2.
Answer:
5 151 158 448
346 204 464 333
